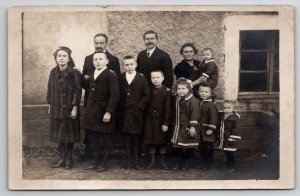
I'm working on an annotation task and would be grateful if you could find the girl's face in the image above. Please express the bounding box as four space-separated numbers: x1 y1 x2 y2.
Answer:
177 84 190 97
182 46 195 61
198 86 212 100
56 50 70 66
93 53 108 70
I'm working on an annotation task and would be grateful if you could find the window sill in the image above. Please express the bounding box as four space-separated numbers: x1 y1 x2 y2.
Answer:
238 92 279 100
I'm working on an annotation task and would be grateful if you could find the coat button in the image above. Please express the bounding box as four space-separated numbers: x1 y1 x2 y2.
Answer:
92 84 95 86
63 105 66 107
63 94 66 96
92 88 95 91
127 92 130 96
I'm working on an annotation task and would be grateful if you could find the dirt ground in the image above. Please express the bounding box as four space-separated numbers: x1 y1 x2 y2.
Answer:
22 147 279 180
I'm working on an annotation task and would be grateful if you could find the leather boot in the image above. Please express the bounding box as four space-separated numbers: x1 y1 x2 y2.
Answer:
51 152 66 168
134 156 143 170
97 155 108 172
160 154 168 170
146 154 155 170
65 151 73 170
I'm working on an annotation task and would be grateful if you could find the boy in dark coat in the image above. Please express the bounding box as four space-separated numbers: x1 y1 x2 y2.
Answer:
144 70 171 170
218 100 241 173
119 55 151 170
198 82 219 170
83 52 120 172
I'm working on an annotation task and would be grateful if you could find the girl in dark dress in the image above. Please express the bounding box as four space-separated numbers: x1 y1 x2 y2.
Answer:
47 46 82 170
174 43 203 98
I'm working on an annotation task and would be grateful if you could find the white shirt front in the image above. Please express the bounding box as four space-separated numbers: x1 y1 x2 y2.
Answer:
146 47 156 58
94 67 107 79
126 71 137 85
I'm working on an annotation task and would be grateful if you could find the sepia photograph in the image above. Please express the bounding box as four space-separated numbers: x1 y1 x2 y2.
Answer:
8 5 294 190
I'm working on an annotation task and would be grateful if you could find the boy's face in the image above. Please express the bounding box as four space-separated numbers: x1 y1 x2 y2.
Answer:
144 33 158 50
123 59 137 74
202 50 213 60
56 50 70 66
93 53 108 70
177 84 190 97
198 86 212 100
151 72 164 87
182 46 195 61
223 103 234 114
94 36 108 52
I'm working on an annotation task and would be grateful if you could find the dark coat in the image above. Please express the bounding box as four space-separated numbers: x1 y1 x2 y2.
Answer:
119 72 151 135
81 51 120 106
217 111 241 152
171 92 199 148
144 85 171 145
174 59 201 97
137 47 173 89
199 99 219 142
198 59 219 89
83 68 120 133
47 65 82 119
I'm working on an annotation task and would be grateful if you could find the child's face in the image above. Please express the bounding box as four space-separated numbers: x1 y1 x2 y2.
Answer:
202 50 213 60
56 50 70 66
198 86 212 100
182 46 195 61
177 84 190 97
123 59 137 74
93 53 108 70
223 103 234 114
151 72 164 87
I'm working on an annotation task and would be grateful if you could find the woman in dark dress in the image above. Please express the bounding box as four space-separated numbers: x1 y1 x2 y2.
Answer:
174 43 202 98
47 46 82 170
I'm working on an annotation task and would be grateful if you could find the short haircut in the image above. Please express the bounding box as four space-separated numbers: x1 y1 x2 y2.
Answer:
122 55 136 62
150 69 164 77
198 81 213 90
202 47 214 54
93 51 107 59
176 77 192 91
94 33 109 43
223 100 235 106
143 30 159 40
180 43 198 55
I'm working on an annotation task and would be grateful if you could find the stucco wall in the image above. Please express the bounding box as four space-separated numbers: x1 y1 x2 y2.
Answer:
23 11 226 104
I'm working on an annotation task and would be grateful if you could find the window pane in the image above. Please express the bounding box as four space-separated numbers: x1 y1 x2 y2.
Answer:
274 31 279 71
273 72 279 92
240 52 268 70
239 73 268 92
240 30 270 49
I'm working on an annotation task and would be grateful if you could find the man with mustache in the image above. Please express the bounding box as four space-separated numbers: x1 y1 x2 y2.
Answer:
81 33 121 161
137 30 173 89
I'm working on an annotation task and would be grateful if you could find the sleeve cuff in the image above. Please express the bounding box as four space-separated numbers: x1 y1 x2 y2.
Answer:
202 73 210 78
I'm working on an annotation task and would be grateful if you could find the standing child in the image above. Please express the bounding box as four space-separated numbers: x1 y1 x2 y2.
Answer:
119 55 151 170
83 52 120 172
171 78 199 171
218 100 241 173
47 46 82 170
144 70 171 170
198 82 219 170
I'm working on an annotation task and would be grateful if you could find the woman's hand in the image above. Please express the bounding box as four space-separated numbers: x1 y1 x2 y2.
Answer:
103 112 111 123
70 106 78 119
205 129 213 136
162 125 168 132
188 126 197 138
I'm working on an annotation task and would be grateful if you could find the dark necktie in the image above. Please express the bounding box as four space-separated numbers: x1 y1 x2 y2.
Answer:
147 52 150 58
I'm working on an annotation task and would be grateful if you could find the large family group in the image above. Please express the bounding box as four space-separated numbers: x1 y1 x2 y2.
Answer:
47 30 241 174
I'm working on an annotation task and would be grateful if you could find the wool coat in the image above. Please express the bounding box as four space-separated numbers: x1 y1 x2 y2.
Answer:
47 65 82 143
81 51 120 106
83 68 120 133
171 92 199 148
198 59 219 89
217 111 241 152
119 72 151 135
144 85 171 145
137 47 173 89
199 99 219 143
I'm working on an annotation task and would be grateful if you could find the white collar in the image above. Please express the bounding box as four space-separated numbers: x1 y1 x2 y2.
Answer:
95 49 107 53
146 47 156 56
205 59 215 63
94 67 107 79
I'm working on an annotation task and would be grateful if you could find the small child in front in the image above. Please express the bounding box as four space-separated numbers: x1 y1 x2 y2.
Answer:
198 82 219 170
171 78 199 171
144 70 171 170
119 55 151 170
218 100 241 173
